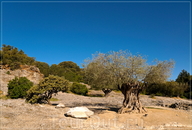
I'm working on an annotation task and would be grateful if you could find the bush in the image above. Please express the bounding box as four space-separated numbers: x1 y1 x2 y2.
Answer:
156 92 163 96
70 82 88 96
8 77 33 99
50 98 59 101
146 81 187 97
6 71 11 75
26 75 69 104
149 94 155 98
183 91 192 99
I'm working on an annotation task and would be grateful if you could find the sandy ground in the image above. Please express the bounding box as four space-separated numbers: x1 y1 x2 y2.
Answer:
0 90 192 130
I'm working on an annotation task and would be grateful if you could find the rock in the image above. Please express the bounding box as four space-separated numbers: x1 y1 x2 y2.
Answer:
169 102 192 110
65 107 94 119
79 82 91 89
143 114 148 117
55 103 65 108
0 65 44 95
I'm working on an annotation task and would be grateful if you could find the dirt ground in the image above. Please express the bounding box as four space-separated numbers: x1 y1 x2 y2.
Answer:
0 90 192 130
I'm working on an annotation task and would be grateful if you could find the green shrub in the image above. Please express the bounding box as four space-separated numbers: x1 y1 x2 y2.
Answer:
8 77 33 99
183 91 192 99
149 94 155 98
50 98 59 101
26 75 69 104
156 92 163 96
6 71 11 75
70 82 88 96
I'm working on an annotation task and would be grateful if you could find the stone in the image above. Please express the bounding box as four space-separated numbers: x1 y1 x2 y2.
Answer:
169 102 192 110
65 107 94 119
55 103 65 108
0 65 44 95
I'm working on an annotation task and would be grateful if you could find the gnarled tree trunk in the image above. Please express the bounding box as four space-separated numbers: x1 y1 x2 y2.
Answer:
118 82 147 114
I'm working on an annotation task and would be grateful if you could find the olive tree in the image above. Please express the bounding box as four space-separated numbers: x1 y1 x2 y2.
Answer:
26 75 70 104
83 50 174 113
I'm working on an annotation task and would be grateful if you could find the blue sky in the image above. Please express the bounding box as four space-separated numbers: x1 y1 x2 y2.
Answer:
1 1 191 80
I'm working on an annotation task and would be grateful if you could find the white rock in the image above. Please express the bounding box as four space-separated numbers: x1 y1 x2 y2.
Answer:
55 103 65 108
39 105 44 107
164 123 171 127
65 107 94 119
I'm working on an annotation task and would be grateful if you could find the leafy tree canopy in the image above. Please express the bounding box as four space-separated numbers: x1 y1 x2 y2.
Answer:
176 69 190 83
49 61 83 82
34 61 50 77
83 50 175 89
58 61 81 72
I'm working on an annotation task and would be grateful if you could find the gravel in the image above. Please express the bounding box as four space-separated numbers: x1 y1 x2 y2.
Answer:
0 90 191 130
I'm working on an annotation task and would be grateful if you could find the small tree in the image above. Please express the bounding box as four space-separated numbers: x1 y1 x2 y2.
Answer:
176 70 190 83
8 77 33 99
26 75 69 104
176 70 191 98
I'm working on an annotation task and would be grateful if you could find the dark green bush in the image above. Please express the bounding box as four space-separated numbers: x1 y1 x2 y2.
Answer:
70 82 88 96
8 77 33 99
183 92 192 99
155 92 163 96
145 81 190 98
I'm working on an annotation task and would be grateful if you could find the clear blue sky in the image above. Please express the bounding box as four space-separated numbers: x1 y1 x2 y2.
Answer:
1 1 191 80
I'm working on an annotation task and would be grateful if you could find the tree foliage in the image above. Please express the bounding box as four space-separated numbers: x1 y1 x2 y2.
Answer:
175 70 191 99
49 61 83 82
176 69 190 83
58 61 81 72
146 81 188 97
145 70 191 99
0 44 35 70
34 61 50 77
83 50 175 89
8 77 33 99
144 60 175 84
26 75 70 104
70 82 88 96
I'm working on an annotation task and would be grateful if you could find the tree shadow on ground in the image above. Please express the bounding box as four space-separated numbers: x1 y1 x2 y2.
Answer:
87 94 104 97
52 102 121 114
51 103 58 106
89 107 120 114
108 107 119 113
71 102 120 113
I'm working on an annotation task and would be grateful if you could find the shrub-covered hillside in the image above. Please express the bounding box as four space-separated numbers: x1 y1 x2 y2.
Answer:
0 44 83 82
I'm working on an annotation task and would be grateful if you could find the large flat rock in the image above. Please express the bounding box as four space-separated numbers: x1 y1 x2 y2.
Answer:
65 107 94 119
